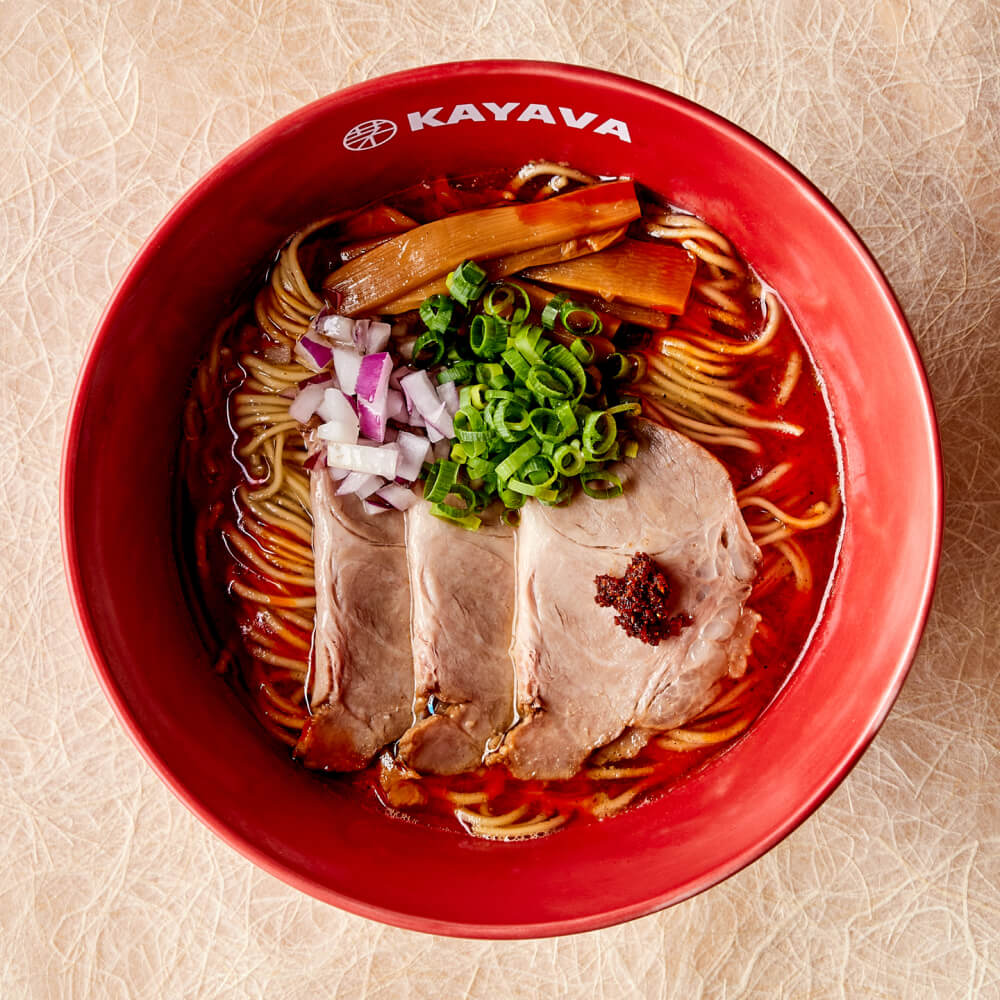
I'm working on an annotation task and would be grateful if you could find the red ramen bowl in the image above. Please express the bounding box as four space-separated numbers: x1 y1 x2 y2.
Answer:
61 61 941 937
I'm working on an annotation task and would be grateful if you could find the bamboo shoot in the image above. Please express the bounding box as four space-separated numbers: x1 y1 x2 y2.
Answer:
521 239 696 316
380 226 628 315
323 181 641 316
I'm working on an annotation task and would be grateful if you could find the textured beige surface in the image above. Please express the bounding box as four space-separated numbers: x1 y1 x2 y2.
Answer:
2 0 998 996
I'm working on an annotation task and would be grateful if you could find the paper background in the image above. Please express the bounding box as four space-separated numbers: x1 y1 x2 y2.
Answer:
2 1 998 996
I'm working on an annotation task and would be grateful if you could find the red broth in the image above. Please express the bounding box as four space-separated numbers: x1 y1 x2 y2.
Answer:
179 169 843 839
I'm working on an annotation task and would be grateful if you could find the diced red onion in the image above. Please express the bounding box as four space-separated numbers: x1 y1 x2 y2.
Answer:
316 388 360 444
289 382 329 423
400 370 454 437
394 431 431 482
358 399 386 443
317 386 355 421
294 334 333 373
327 465 350 481
318 420 360 445
315 314 356 347
332 348 363 395
326 441 399 479
389 365 414 391
432 438 452 460
376 483 417 511
355 352 392 405
301 372 336 388
437 380 460 418
366 321 392 354
352 318 371 352
362 499 392 515
427 401 454 438
386 389 407 422
336 471 384 498
400 369 438 414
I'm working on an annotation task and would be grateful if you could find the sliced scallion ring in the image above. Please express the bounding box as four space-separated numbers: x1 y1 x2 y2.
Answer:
526 362 575 402
483 282 531 324
560 301 602 336
580 470 623 499
412 328 446 366
569 337 596 365
423 459 459 503
469 314 506 357
419 294 461 334
495 438 540 481
541 293 569 330
553 440 585 476
582 410 618 457
445 259 488 306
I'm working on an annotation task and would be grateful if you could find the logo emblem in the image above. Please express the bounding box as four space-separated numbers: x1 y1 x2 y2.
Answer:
342 119 397 151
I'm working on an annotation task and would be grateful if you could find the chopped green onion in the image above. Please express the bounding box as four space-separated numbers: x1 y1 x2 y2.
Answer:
475 362 507 388
528 407 567 442
540 476 575 506
560 301 602 336
583 410 618 457
580 470 623 499
543 343 586 399
412 328 446 366
553 440 585 476
420 294 462 334
430 505 482 531
459 383 489 410
555 402 578 436
508 481 558 502
512 325 550 366
469 314 506 357
605 401 643 419
483 283 530 324
603 353 631 380
435 483 479 513
495 438 540 481
466 455 495 480
526 363 575 402
412 259 641 521
569 337 596 365
490 398 530 441
437 360 475 384
541 293 569 330
445 259 488 307
516 454 557 488
501 347 531 384
453 407 490 456
423 460 459 502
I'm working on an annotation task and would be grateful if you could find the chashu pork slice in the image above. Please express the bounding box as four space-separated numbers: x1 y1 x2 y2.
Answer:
397 503 516 775
294 471 413 771
496 419 761 781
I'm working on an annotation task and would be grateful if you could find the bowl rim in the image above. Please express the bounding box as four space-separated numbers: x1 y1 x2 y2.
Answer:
60 58 943 939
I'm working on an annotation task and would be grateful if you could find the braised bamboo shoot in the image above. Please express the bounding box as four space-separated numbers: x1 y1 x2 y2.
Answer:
323 181 641 316
521 239 696 315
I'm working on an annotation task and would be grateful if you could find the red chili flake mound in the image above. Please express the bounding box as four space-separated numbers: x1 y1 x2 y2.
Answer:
594 552 692 646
